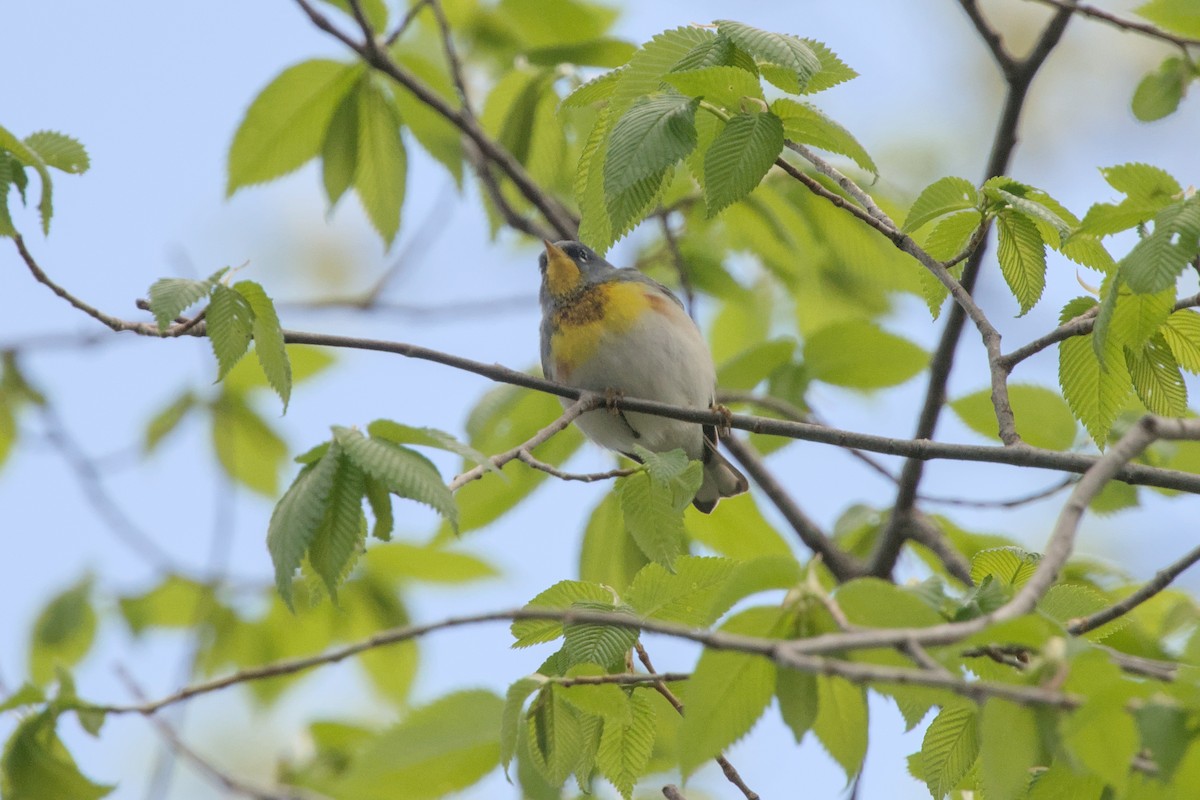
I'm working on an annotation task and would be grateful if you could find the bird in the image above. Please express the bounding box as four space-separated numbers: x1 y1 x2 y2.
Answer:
538 239 749 513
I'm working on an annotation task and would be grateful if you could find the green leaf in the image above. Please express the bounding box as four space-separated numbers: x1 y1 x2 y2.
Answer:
625 556 739 626
662 65 764 112
207 283 255 380
996 211 1047 316
23 131 89 175
0 684 45 713
950 384 1078 450
1120 197 1200 294
1135 0 1200 37
146 273 220 331
335 427 457 529
562 68 624 109
1126 333 1188 416
143 391 197 452
320 90 358 207
678 606 781 776
321 0 388 32
0 123 54 234
970 547 1041 588
1132 56 1188 121
1060 693 1138 793
804 320 928 389
210 394 287 495
771 98 876 175
618 468 689 569
335 690 503 800
511 581 614 648
267 445 340 608
776 667 818 742
28 578 96 685
224 344 333 394
703 111 784 216
118 575 213 634
354 78 407 246
389 48 465 186
227 59 360 193
579 491 649 593
813 675 868 779
526 38 637 68
715 21 821 89
921 704 980 799
794 38 858 94
685 492 792 559
1059 298 1132 447
306 453 366 600
367 419 492 470
1 711 113 800
1162 309 1200 373
365 540 496 583
563 602 639 670
501 677 545 775
1101 162 1182 204
603 93 699 230
902 176 977 232
232 281 291 410
1038 584 1127 640
559 664 632 722
597 690 656 799
984 700 1041 800
526 685 584 787
834 578 945 629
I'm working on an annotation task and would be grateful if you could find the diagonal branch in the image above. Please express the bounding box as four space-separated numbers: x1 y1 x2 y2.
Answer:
1069 540 1200 636
1026 0 1200 49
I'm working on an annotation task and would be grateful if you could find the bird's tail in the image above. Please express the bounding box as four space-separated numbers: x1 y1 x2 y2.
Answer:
692 446 749 514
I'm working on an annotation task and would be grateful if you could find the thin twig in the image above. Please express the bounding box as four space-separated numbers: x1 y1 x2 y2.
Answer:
448 394 603 490
785 141 894 227
657 211 697 317
1069 541 1200 635
1026 0 1200 49
904 513 974 586
516 450 636 482
383 0 430 46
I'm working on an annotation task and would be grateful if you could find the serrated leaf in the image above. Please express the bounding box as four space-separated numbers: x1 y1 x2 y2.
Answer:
0 123 54 233
950 383 1078 450
367 419 493 470
146 275 216 331
355 79 407 246
501 677 545 775
902 176 977 232
336 689 503 800
28 578 96 685
703 111 784 216
1059 299 1132 447
970 547 1041 588
597 690 656 799
715 20 821 89
23 131 89 175
662 65 764 111
389 47 464 186
771 98 876 175
625 556 738 626
560 664 632 722
670 34 757 73
0 683 45 713
1060 692 1138 793
813 675 868 779
1120 197 1200 294
922 704 980 799
1 711 113 800
618 470 687 569
1162 309 1200 373
576 104 616 249
804 320 928 389
678 606 781 776
685 493 793 560
511 581 614 648
233 281 291 410
1102 161 1182 203
562 67 624 109
834 577 946 629
306 453 366 600
267 446 340 608
321 89 358 206
795 38 858 94
1061 232 1117 273
988 187 1072 242
227 59 360 193
1102 277 1174 353
776 667 818 742
1126 333 1188 416
526 686 585 787
334 427 457 530
996 211 1047 316
1039 583 1128 640
563 601 639 670
207 283 255 380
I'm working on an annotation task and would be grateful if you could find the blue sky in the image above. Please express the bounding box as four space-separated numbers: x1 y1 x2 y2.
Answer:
3 1 1199 798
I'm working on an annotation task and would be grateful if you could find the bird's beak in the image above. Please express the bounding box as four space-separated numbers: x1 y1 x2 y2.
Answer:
542 240 581 297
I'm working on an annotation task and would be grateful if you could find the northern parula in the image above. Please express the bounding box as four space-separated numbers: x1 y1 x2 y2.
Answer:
538 240 749 513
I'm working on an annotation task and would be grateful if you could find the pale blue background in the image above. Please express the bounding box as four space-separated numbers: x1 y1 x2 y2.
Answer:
2 1 1198 798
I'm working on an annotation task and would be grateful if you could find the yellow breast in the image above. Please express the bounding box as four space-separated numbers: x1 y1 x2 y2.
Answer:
550 281 655 379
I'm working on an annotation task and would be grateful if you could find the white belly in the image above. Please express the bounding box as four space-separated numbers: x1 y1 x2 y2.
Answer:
563 305 714 459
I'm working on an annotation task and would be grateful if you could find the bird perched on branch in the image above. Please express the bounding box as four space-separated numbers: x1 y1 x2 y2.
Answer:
538 239 748 512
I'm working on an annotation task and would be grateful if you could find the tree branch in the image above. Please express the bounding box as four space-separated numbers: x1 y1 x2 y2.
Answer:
1026 0 1200 49
1069 540 1200 636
